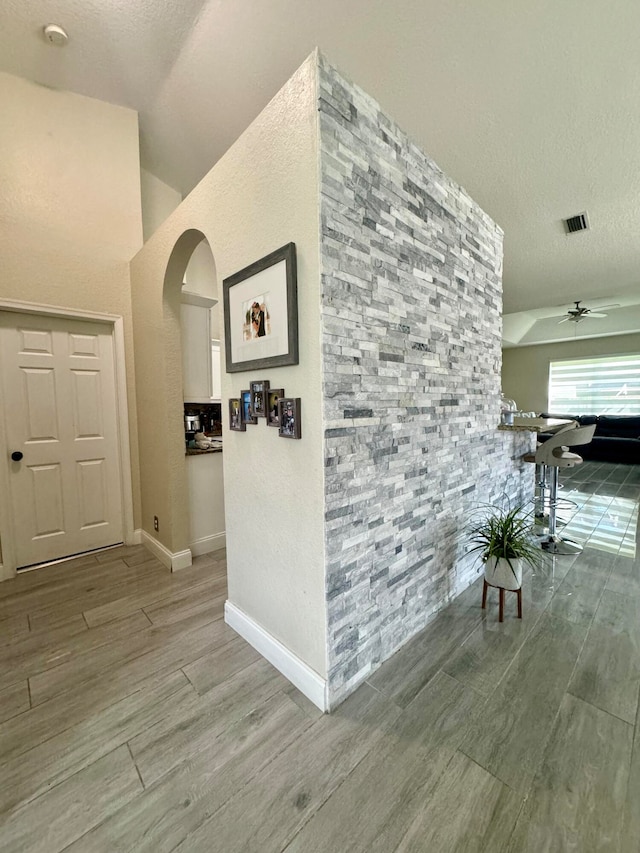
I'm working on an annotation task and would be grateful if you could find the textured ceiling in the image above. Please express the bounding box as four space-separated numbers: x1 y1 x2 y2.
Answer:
2 0 640 321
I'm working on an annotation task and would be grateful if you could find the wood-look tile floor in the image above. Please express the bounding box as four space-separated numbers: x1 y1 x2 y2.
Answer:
0 460 638 852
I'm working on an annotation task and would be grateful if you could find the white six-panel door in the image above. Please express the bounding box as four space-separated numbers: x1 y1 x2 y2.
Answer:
0 312 123 568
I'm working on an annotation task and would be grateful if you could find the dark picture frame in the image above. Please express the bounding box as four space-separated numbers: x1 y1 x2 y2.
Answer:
223 243 298 373
228 398 245 431
240 389 258 425
250 380 270 418
278 397 301 439
267 388 285 427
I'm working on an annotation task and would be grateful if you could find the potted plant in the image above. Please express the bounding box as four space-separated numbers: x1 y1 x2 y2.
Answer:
467 504 541 590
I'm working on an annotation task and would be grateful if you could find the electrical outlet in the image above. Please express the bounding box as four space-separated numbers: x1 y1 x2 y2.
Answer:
153 516 159 531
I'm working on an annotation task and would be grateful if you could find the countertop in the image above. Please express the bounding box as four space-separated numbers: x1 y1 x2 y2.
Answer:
186 446 223 455
185 436 223 455
497 417 576 434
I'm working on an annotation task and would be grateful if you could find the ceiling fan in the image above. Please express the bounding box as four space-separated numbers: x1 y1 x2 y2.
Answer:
557 300 620 324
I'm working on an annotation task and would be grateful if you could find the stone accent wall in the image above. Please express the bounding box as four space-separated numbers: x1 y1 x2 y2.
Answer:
318 56 533 707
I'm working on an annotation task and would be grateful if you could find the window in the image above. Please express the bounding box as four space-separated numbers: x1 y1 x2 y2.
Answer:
548 353 640 415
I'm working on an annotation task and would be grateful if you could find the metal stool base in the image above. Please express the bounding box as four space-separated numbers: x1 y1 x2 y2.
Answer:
540 535 583 556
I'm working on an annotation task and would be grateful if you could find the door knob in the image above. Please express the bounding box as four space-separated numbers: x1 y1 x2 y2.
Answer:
11 451 23 462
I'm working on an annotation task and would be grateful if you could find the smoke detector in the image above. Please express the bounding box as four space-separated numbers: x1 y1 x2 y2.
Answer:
43 24 69 46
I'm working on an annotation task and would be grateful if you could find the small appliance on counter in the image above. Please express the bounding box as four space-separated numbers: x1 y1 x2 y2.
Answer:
500 392 517 426
184 412 201 432
184 411 201 447
184 402 222 446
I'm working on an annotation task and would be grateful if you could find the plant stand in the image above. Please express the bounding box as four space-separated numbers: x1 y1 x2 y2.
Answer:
482 579 522 622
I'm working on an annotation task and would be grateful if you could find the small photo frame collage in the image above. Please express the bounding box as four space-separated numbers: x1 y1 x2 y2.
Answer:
229 379 301 439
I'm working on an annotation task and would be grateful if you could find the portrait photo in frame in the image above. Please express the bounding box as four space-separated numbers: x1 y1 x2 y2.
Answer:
278 397 301 439
241 389 258 425
223 243 298 373
267 388 285 427
229 398 245 432
249 380 270 418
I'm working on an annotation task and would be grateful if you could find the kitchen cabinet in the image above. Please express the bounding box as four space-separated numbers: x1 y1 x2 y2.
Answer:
181 291 218 402
187 450 225 555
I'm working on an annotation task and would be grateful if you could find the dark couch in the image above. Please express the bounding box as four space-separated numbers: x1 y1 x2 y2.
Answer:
539 413 640 464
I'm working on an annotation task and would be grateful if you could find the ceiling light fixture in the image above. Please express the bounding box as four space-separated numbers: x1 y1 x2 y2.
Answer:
43 24 69 47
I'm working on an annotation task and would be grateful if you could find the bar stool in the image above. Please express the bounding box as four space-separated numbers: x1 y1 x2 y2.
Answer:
531 424 596 555
523 422 576 520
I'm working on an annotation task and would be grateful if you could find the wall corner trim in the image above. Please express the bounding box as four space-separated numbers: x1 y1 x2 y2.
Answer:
140 530 192 572
189 532 226 557
224 600 328 713
129 528 143 546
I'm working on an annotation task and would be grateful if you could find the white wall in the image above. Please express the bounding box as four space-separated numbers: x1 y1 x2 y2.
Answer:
129 54 327 678
0 72 144 545
187 453 226 555
183 241 220 337
184 242 217 297
502 333 640 413
140 169 182 242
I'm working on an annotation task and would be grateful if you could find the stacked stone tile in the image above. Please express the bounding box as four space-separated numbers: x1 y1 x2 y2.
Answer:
318 56 532 706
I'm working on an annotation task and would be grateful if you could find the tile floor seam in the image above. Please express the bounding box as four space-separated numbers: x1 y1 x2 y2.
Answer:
459 750 525 798
0 673 184 764
26 619 164 703
186 658 269 699
0 670 192 784
462 596 555 697
428 668 487 701
565 686 640 728
126 741 146 790
27 615 226 709
1 742 136 823
163 694 320 850
460 608 597 800
522 579 614 797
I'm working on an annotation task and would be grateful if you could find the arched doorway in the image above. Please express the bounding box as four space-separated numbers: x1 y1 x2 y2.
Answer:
162 229 226 566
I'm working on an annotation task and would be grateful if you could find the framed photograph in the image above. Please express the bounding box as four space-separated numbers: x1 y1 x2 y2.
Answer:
241 389 258 425
228 398 245 432
267 388 285 427
250 380 270 418
223 243 298 373
278 397 301 439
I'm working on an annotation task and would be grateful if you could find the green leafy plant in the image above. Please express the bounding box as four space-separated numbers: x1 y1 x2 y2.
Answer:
467 504 542 582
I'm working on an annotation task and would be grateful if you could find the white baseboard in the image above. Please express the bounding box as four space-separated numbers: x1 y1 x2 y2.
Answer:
141 530 192 572
128 528 142 546
224 601 327 713
189 532 226 557
0 564 14 582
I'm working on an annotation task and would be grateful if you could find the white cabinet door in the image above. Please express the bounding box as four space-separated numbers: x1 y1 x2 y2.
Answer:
181 303 212 402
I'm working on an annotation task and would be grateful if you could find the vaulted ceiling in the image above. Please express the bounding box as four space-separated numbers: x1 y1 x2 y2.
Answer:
2 0 640 335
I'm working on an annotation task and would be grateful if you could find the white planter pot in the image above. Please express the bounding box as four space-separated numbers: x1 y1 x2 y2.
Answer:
484 557 523 591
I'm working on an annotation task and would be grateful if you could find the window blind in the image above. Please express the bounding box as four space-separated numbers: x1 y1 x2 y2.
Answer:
548 353 640 415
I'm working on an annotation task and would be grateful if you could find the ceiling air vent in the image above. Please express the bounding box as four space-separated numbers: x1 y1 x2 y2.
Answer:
564 211 590 234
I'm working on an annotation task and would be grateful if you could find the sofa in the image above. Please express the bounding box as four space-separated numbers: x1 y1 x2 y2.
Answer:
539 413 640 464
